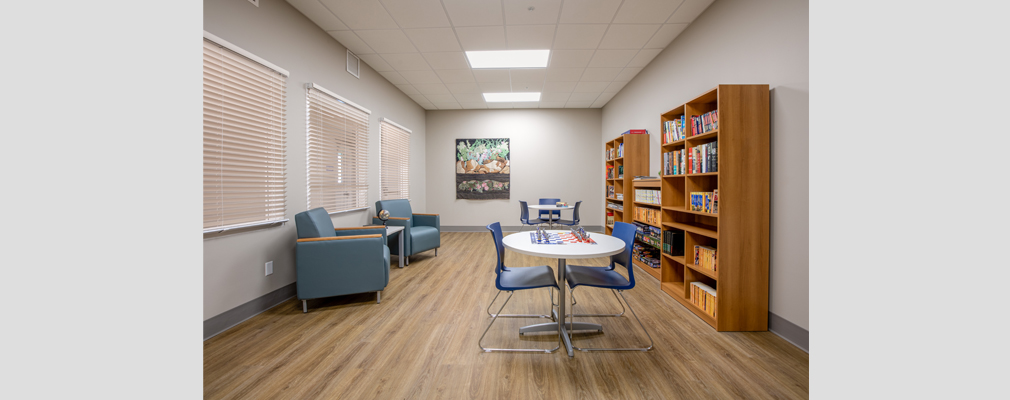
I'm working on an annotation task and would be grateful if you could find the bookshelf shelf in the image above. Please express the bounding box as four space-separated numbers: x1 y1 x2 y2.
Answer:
633 201 661 208
633 259 661 280
604 133 649 235
633 218 661 229
606 197 622 201
657 85 769 332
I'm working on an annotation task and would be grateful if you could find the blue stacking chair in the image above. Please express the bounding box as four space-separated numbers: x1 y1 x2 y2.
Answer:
518 200 549 232
563 221 654 351
554 201 582 227
479 222 561 353
538 198 561 222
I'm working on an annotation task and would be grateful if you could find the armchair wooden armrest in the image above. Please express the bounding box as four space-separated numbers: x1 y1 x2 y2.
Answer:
412 213 440 216
297 234 382 242
334 226 385 231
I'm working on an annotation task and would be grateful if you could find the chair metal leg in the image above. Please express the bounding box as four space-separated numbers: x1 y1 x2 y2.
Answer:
302 299 307 313
479 291 561 353
565 286 625 317
405 256 409 266
435 248 438 256
569 289 653 352
377 291 381 304
486 289 553 319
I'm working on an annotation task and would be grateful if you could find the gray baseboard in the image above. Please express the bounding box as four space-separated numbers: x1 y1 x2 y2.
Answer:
204 283 296 340
442 225 604 233
768 312 808 352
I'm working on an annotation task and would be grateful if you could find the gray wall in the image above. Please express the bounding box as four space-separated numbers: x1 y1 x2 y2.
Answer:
601 0 808 329
204 0 426 320
425 109 602 228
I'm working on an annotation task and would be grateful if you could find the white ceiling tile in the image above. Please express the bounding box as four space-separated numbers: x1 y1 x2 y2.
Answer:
442 0 504 27
355 30 417 53
395 84 420 95
596 92 617 103
549 50 594 68
553 25 607 49
579 67 621 81
422 104 438 109
511 81 544 91
605 81 628 92
358 53 394 71
287 0 348 31
509 69 546 82
460 102 489 109
379 0 451 28
598 24 660 49
565 101 594 108
506 25 556 50
487 102 514 108
568 92 601 102
434 102 463 109
588 49 637 67
614 67 643 81
559 0 622 23
380 53 431 70
668 0 715 23
472 69 511 82
453 93 485 103
422 52 470 69
446 82 481 93
541 92 571 102
627 48 662 67
574 82 609 92
378 70 409 84
644 24 687 49
514 102 540 108
319 0 398 30
479 82 512 92
455 26 508 51
414 83 451 95
543 81 577 93
546 67 584 82
613 0 683 24
327 31 375 55
404 28 462 52
408 94 431 103
400 70 443 84
539 101 568 108
503 0 562 25
426 94 458 103
435 69 476 83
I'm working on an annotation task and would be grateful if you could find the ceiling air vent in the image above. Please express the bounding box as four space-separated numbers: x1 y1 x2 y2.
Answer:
347 50 360 79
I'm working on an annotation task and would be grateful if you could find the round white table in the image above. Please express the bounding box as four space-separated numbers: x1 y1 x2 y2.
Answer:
526 204 575 228
501 230 625 357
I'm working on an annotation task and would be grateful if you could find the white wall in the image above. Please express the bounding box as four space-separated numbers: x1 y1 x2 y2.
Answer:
204 0 426 320
601 0 808 329
425 109 602 228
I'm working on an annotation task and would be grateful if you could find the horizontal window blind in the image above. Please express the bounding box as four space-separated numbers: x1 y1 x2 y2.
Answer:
203 37 287 231
306 84 370 213
380 118 410 200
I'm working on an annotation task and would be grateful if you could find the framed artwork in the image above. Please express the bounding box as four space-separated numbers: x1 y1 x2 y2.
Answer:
455 138 510 200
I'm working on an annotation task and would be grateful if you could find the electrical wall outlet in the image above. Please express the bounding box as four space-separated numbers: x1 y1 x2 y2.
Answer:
265 261 273 276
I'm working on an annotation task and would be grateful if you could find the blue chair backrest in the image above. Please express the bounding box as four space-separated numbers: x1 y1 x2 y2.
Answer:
295 208 335 239
539 198 560 219
571 201 582 223
486 222 508 274
610 221 637 286
519 200 531 223
376 199 413 224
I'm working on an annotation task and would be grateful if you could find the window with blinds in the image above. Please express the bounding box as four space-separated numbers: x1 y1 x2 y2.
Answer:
306 84 370 213
380 119 411 200
203 35 288 232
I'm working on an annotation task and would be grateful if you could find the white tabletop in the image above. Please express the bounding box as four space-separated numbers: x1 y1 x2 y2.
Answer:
385 226 404 234
527 204 574 210
502 230 625 259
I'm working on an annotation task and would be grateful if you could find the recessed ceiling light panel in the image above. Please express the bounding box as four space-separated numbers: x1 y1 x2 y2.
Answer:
466 50 550 69
483 92 541 102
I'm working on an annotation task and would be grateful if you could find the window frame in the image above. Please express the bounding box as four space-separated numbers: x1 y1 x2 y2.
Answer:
305 83 371 214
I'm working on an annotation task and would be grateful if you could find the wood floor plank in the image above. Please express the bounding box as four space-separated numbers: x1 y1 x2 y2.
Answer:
205 232 808 399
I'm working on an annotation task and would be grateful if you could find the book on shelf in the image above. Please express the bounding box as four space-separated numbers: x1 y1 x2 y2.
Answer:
662 229 684 256
633 176 659 180
690 110 718 136
634 207 660 225
606 212 614 225
607 202 624 211
617 143 624 158
633 222 662 250
607 185 615 198
687 141 718 174
622 129 648 135
663 116 687 144
617 165 623 179
606 165 614 179
632 242 660 268
690 282 717 318
615 193 623 200
694 245 717 272
690 190 718 214
663 149 686 175
634 189 661 205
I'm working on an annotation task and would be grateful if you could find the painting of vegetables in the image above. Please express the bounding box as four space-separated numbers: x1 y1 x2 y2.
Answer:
456 138 510 199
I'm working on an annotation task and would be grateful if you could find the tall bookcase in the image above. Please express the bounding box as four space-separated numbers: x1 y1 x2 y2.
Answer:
632 178 662 281
657 84 769 331
604 133 649 237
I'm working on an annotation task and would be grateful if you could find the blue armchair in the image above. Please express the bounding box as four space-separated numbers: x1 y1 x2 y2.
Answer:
373 199 440 266
295 208 390 312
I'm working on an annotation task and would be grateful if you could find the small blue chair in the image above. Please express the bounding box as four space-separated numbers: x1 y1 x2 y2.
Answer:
554 201 582 227
564 221 654 351
538 198 561 222
479 222 561 353
518 200 549 232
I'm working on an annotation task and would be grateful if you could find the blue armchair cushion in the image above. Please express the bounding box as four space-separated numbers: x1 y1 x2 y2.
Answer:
374 199 441 258
295 207 335 238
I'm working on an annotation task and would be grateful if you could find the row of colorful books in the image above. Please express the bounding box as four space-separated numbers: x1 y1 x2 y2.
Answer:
634 189 661 205
622 129 647 135
690 282 717 318
694 245 717 272
690 190 718 214
606 202 623 211
632 242 660 269
634 207 660 225
690 141 717 173
693 110 718 135
663 116 687 143
662 149 684 175
633 222 662 249
662 229 685 256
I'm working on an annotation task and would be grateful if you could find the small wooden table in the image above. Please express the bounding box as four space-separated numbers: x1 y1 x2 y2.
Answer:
385 226 405 269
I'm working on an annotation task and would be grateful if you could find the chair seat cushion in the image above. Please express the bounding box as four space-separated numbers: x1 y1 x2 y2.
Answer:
411 226 440 254
565 264 631 290
498 265 558 290
554 219 578 225
524 218 550 225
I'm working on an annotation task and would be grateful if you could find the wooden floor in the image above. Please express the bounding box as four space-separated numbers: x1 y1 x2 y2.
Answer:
205 232 808 399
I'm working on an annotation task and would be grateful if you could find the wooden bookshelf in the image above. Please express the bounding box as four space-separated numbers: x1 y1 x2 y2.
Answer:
630 178 661 280
657 84 769 332
604 133 649 236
